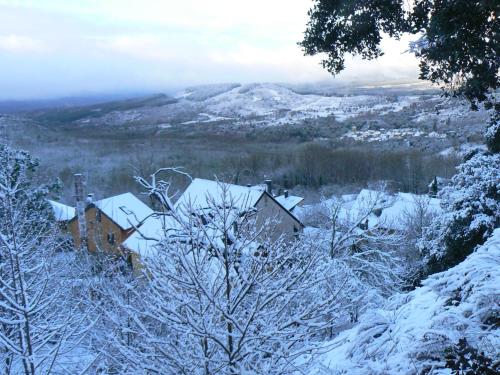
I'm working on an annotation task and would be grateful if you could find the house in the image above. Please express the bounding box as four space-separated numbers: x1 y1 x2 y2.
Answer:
68 192 154 254
48 200 76 223
62 179 303 271
339 189 442 232
275 190 304 213
174 178 303 241
122 213 184 269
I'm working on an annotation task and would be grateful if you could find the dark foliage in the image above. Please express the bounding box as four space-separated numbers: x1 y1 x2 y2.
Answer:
300 0 499 110
486 113 500 153
419 152 500 276
444 338 499 375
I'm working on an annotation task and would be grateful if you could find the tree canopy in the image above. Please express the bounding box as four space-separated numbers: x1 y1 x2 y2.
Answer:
300 0 499 110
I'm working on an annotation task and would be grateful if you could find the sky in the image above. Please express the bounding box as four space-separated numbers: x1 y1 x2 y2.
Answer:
0 0 421 100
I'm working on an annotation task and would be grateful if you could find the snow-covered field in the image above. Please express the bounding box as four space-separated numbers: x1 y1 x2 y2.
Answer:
342 127 447 142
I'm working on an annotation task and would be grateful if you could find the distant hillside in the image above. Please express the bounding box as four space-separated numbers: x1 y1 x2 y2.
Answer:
0 93 156 114
5 81 489 158
28 94 177 124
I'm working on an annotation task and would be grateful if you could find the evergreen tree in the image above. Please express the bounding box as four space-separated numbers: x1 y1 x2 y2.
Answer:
0 144 89 374
300 0 499 111
419 152 500 274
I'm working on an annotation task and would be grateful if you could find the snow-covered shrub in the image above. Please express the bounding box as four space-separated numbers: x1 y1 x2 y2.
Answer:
302 192 406 322
485 112 500 153
0 144 90 374
444 338 498 374
100 181 342 374
315 229 500 375
419 151 500 275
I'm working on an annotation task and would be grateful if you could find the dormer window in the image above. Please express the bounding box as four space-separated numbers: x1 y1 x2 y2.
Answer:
119 206 133 215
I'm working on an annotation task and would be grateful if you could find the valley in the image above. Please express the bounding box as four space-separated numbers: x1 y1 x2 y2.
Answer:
0 82 488 202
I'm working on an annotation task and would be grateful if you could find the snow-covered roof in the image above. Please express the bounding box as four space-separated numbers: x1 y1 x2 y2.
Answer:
332 189 442 231
275 194 304 211
122 214 183 258
378 192 442 230
94 192 154 230
48 200 76 221
318 228 500 374
334 189 390 228
174 178 265 212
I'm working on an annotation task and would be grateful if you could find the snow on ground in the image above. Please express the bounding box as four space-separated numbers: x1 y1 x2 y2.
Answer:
412 98 489 124
72 82 487 134
315 229 500 375
181 112 234 125
199 83 429 125
342 127 446 142
439 143 488 157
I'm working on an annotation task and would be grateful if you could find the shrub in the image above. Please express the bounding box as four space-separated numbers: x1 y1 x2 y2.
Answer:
444 338 498 374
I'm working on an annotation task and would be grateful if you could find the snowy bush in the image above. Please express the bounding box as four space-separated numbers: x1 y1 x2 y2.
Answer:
301 192 406 322
419 151 500 275
485 113 500 153
315 229 500 375
444 338 498 374
0 144 91 374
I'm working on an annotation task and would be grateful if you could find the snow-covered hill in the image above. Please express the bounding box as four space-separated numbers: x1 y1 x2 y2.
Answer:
316 229 500 374
21 82 489 154
187 83 430 124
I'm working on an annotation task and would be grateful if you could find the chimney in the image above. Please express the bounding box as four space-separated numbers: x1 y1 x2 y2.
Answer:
86 193 94 204
284 190 289 198
264 179 272 195
74 173 88 251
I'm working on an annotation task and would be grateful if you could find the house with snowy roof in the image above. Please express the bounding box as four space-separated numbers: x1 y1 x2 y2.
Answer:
174 178 303 241
48 200 76 223
68 192 154 254
339 189 442 232
121 213 185 268
275 190 304 213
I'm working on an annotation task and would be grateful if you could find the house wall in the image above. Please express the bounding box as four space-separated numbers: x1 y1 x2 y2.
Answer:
68 206 133 254
254 194 302 241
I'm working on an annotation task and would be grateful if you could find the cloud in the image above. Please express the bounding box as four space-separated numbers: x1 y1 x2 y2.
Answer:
0 34 46 53
0 1 421 99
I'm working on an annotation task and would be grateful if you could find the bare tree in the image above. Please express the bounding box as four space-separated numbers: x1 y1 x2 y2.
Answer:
301 190 405 324
101 177 342 374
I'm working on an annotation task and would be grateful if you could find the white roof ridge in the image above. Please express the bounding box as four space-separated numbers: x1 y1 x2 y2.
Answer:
174 178 265 212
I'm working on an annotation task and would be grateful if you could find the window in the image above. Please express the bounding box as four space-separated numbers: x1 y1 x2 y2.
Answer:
107 232 115 245
96 210 101 222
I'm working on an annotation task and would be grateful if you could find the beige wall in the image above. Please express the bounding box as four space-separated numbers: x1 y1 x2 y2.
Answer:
69 206 133 254
254 194 302 241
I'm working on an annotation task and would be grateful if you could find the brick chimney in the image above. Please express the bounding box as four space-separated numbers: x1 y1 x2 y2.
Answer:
86 193 94 204
264 179 272 195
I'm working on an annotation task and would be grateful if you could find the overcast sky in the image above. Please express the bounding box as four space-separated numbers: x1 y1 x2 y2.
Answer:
0 0 421 99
